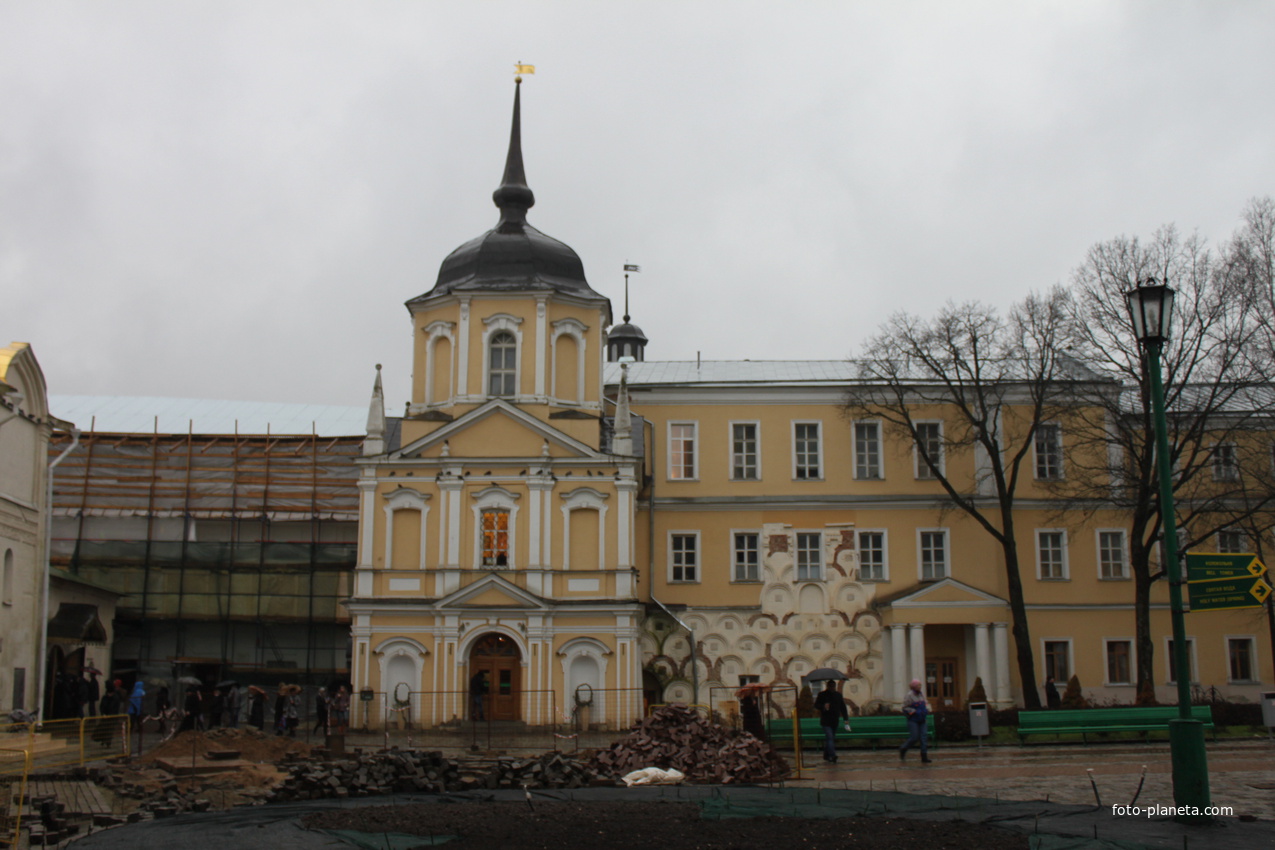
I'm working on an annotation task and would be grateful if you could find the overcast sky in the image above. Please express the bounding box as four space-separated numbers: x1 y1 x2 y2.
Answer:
4 2 1275 416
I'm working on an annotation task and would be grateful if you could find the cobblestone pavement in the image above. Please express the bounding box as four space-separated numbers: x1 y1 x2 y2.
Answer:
798 737 1275 820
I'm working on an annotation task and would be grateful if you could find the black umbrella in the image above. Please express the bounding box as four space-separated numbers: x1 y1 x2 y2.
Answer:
804 667 848 682
215 680 238 689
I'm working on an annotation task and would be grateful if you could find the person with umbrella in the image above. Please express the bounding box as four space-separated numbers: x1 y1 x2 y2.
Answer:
813 677 850 764
247 685 266 730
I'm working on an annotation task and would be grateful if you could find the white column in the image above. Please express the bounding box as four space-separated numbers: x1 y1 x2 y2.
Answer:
974 623 991 693
908 623 926 687
992 623 1011 706
535 298 547 398
890 625 907 704
528 479 550 568
457 298 471 396
357 478 378 567
616 476 637 569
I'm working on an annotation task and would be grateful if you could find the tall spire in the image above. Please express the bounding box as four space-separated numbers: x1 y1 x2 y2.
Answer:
611 364 633 456
492 78 535 225
364 364 385 456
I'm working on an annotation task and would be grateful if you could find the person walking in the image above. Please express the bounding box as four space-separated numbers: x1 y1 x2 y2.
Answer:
898 678 931 764
813 680 850 764
313 687 329 734
1044 676 1061 709
85 670 101 716
247 686 266 730
225 684 241 728
331 685 350 735
468 670 488 721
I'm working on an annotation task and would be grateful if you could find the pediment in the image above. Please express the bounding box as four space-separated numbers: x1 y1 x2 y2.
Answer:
883 578 1008 609
395 399 601 461
436 573 549 611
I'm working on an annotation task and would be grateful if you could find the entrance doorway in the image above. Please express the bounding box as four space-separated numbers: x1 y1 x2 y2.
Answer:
468 634 521 721
925 657 960 711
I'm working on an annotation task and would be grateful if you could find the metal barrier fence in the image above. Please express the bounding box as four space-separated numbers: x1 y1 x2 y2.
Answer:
0 747 31 850
0 716 130 771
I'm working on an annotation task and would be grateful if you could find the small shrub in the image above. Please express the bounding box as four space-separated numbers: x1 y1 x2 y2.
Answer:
1061 674 1088 709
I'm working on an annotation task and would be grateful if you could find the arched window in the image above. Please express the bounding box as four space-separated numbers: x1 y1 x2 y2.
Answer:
488 331 517 396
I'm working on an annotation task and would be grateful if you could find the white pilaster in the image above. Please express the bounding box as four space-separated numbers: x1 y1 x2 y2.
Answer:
616 476 637 568
457 297 471 396
992 622 1011 706
535 297 547 398
439 476 463 567
908 623 926 688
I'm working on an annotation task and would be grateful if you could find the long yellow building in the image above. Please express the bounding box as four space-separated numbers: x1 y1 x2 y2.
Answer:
346 82 1272 727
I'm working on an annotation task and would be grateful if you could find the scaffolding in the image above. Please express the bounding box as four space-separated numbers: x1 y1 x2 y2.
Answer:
48 425 361 689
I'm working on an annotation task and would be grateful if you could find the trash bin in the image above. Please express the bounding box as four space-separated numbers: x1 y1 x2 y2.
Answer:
1261 692 1275 729
968 701 990 738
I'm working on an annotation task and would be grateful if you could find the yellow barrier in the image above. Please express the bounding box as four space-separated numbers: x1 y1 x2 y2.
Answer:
0 716 130 772
0 747 31 850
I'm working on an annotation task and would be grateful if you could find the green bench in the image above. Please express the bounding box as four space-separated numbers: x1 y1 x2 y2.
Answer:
1016 705 1214 743
766 715 937 749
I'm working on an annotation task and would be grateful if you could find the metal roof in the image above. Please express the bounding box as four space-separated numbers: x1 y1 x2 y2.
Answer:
49 395 367 436
605 361 859 386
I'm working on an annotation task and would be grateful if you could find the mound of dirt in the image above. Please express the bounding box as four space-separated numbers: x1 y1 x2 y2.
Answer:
141 727 314 765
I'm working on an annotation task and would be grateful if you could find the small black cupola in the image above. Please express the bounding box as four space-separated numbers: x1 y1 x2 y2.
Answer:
607 265 648 362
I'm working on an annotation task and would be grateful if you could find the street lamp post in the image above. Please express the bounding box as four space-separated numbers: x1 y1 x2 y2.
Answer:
1124 278 1210 815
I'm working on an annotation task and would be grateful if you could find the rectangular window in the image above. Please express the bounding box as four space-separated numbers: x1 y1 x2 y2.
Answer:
854 421 882 480
1212 443 1239 482
1097 530 1128 579
1228 637 1255 682
919 530 948 580
733 532 760 582
1035 423 1063 480
1166 637 1196 684
738 674 760 686
1037 530 1068 580
1218 529 1246 553
669 423 697 480
858 530 887 581
670 533 698 582
1044 640 1071 682
1105 639 1133 685
795 532 822 580
793 422 822 479
730 422 759 480
915 422 943 479
481 510 510 567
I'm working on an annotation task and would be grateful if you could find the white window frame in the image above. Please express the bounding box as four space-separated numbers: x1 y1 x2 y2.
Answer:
791 421 823 481
480 314 524 399
914 421 944 479
731 530 761 582
729 421 761 481
1096 529 1129 580
1103 638 1135 686
668 531 700 583
469 486 521 570
794 530 823 581
1034 422 1064 480
667 421 698 481
917 528 948 581
1165 636 1198 685
1211 442 1239 482
1226 635 1258 683
1041 638 1073 682
853 420 883 480
1217 528 1247 554
857 529 888 581
1036 529 1069 580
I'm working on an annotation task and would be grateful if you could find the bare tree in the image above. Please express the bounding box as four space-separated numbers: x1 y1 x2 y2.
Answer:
1061 222 1275 696
845 290 1077 710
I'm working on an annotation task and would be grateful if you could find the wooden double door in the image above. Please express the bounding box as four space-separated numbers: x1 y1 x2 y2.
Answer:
469 633 521 721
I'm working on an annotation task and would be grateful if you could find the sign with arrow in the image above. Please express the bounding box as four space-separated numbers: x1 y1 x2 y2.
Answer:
1186 553 1267 583
1188 575 1273 611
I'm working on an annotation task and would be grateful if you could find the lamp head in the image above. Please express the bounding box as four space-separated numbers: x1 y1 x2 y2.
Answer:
1124 277 1176 345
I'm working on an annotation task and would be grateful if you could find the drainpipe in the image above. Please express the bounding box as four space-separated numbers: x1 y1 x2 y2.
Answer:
37 424 79 721
650 595 697 706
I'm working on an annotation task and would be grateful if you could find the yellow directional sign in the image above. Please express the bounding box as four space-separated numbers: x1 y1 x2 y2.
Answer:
1186 553 1267 583
1188 575 1273 611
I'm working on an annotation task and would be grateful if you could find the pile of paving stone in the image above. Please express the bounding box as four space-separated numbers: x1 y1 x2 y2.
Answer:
265 749 601 802
589 705 790 784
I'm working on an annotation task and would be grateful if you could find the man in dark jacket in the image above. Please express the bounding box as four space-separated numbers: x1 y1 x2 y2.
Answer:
813 680 849 763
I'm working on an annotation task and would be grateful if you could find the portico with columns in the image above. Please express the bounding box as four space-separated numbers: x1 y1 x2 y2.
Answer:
876 578 1015 709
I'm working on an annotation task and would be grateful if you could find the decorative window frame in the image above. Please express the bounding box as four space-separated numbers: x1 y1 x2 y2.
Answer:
667 421 699 481
793 529 824 581
852 419 884 480
730 529 761 583
916 527 949 581
1095 528 1129 580
856 528 889 581
1102 637 1135 686
1041 637 1073 682
1211 441 1239 482
914 420 945 479
470 486 521 569
1164 636 1198 685
1033 422 1064 480
550 318 589 405
791 420 823 481
481 313 524 399
668 530 700 583
728 420 761 481
1225 634 1258 683
382 487 431 570
1035 529 1070 580
560 487 609 570
423 320 456 405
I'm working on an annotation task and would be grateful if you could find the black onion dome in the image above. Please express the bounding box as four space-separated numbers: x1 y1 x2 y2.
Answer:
410 79 606 303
